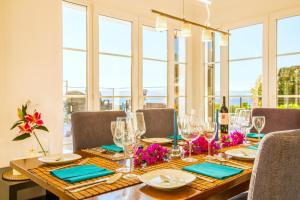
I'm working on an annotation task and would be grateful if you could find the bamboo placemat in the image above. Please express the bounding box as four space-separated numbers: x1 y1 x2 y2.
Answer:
29 157 142 200
82 148 125 161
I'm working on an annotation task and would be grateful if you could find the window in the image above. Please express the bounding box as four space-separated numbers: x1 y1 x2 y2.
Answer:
62 2 87 149
174 33 187 115
99 16 132 111
205 33 221 121
277 15 300 109
229 24 263 112
142 26 168 108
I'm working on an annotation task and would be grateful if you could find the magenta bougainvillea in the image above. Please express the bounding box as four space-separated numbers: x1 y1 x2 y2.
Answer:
221 130 245 147
182 136 221 156
134 144 169 167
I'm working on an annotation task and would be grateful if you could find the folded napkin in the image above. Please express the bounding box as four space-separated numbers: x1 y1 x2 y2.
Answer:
247 144 259 150
101 144 123 153
182 162 243 180
50 164 114 183
168 135 183 140
246 133 265 139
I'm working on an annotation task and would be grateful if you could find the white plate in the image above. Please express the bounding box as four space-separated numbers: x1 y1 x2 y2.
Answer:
141 138 172 144
139 169 196 190
225 148 257 161
38 153 82 165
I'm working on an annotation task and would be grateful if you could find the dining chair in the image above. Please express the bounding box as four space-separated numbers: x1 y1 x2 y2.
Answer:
230 129 300 200
71 111 126 151
136 108 175 138
250 108 300 134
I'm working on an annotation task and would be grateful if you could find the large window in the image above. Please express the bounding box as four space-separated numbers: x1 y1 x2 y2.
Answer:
229 24 263 112
205 33 221 121
174 33 187 115
142 26 168 108
99 16 132 111
62 2 87 148
277 15 300 109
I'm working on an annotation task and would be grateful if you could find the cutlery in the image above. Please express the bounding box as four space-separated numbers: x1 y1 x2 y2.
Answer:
214 155 251 169
67 173 123 193
169 164 214 183
48 158 90 172
207 160 250 170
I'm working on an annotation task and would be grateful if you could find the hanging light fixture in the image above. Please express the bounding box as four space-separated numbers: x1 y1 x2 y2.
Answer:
202 29 212 42
220 33 229 46
180 22 192 37
155 14 167 32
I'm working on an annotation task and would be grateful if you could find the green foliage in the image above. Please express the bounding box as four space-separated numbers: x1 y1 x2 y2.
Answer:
34 126 49 132
13 133 31 141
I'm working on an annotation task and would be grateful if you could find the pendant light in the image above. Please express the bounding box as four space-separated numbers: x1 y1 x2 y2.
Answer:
220 33 229 46
178 0 192 37
155 14 167 32
202 29 212 42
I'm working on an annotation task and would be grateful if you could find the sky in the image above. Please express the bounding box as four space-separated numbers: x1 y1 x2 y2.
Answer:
62 2 300 98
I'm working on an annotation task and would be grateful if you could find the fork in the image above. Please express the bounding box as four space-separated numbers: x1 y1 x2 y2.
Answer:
48 158 90 172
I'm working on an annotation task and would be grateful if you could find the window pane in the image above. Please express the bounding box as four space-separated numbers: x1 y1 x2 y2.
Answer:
207 63 220 97
229 59 262 109
277 55 300 109
229 24 263 60
174 36 186 63
63 2 86 49
143 60 167 96
143 26 167 60
99 16 131 55
205 97 221 121
277 15 300 55
214 33 221 62
100 97 131 111
144 97 167 109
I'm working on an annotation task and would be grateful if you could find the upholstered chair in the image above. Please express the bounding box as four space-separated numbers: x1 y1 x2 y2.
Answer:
230 129 300 200
71 111 126 151
137 108 175 138
251 108 300 134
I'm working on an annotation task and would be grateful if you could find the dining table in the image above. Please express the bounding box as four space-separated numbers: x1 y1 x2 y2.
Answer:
10 141 256 200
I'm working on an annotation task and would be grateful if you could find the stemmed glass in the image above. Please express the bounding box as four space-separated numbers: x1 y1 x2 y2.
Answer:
229 113 238 133
238 110 253 143
202 121 217 159
111 119 129 173
135 112 146 139
252 116 265 142
180 115 202 162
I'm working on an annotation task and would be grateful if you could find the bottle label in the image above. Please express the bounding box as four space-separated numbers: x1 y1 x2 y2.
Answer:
220 113 228 125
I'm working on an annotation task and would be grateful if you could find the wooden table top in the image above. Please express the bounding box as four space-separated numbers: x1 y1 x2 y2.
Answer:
10 147 253 200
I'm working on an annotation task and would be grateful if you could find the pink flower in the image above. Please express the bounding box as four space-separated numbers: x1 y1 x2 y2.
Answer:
18 123 32 134
134 144 169 167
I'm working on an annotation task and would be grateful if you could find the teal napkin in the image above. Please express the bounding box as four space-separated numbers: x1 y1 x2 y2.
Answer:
247 144 259 150
182 162 243 180
101 144 123 152
246 133 265 139
50 164 114 183
168 135 183 140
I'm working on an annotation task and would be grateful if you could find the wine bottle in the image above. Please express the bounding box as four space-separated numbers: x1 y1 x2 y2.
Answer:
220 96 229 134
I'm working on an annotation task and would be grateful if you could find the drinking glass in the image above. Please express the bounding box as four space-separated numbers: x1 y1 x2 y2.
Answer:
202 121 217 159
238 110 253 143
229 113 237 133
111 119 129 173
121 121 139 179
135 112 146 138
252 116 265 142
180 115 202 162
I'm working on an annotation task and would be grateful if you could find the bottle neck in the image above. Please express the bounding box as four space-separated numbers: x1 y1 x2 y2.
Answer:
222 96 226 106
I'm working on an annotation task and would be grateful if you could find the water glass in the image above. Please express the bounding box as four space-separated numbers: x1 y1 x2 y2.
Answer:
202 121 217 159
252 116 265 142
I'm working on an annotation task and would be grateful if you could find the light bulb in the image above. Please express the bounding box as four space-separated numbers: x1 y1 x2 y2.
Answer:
220 33 229 46
155 15 167 32
180 22 192 37
202 29 212 42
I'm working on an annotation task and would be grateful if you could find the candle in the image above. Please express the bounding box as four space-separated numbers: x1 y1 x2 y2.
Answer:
215 109 219 141
173 110 178 148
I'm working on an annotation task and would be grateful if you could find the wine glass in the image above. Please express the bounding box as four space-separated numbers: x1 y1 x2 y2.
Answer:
202 121 217 159
135 112 146 139
180 115 202 162
252 116 265 142
238 110 253 143
121 119 139 180
229 113 237 133
112 119 130 173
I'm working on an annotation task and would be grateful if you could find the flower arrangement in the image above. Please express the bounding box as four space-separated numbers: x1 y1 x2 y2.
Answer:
134 144 169 167
221 130 245 147
182 136 221 156
10 102 49 156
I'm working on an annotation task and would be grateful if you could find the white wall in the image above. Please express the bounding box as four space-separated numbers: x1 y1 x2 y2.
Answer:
0 0 62 167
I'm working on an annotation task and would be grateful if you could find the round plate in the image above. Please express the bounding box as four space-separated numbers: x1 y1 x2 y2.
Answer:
139 169 196 190
225 148 257 161
38 153 82 165
141 138 172 144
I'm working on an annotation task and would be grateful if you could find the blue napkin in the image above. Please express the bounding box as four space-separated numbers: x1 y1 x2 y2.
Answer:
247 144 259 150
168 135 183 140
246 133 265 139
182 162 243 180
50 164 114 183
101 144 123 152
